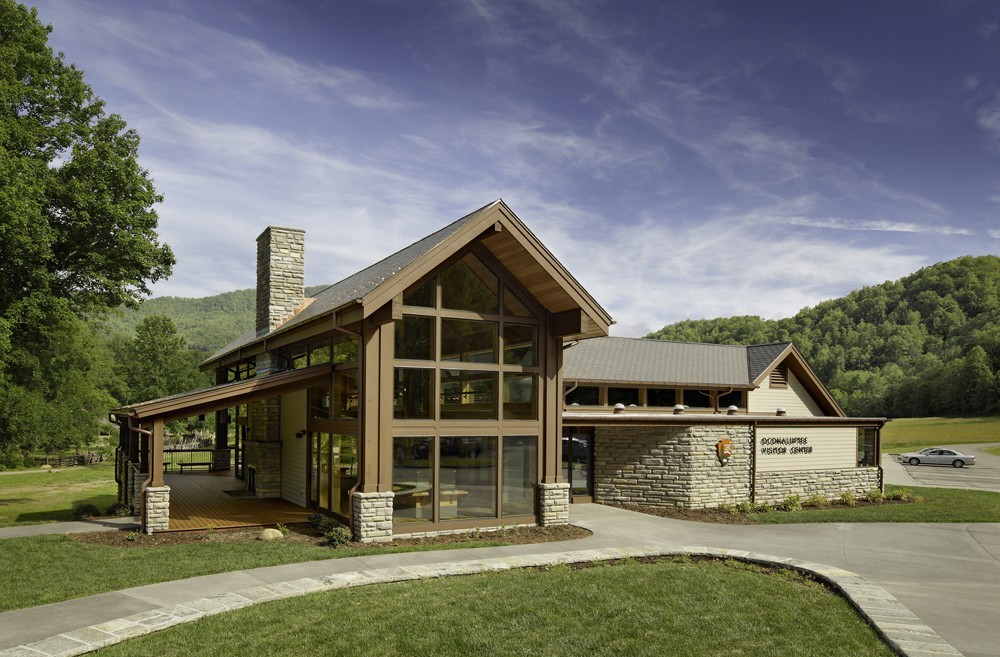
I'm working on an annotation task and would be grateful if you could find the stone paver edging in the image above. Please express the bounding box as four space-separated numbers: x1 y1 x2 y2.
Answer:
0 545 963 657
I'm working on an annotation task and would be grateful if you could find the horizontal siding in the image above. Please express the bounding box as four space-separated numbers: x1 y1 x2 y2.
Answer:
756 426 856 472
748 370 823 417
281 389 308 507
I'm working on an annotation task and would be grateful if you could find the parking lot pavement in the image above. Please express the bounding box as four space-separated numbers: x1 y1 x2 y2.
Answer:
890 443 1000 493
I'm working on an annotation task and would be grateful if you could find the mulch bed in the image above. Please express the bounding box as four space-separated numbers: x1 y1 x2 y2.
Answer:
70 523 591 549
608 499 912 525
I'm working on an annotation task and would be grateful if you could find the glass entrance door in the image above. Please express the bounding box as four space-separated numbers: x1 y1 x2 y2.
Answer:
561 430 593 499
310 433 359 521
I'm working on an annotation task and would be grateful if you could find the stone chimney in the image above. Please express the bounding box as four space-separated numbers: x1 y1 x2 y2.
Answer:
256 226 305 337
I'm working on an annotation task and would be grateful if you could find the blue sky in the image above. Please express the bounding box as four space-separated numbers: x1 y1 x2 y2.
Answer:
29 0 1000 336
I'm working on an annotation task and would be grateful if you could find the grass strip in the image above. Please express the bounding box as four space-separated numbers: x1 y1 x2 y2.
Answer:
0 533 507 613
882 416 1000 452
97 558 895 657
0 463 118 527
748 485 1000 524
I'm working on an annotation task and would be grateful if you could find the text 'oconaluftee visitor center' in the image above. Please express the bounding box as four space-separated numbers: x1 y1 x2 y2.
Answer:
112 200 885 538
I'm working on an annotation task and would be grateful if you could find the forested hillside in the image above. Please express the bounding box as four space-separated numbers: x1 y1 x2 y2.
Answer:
648 255 1000 418
103 285 330 354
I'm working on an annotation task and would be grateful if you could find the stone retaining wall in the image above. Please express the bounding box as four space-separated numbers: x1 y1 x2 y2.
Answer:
593 425 752 509
754 467 881 505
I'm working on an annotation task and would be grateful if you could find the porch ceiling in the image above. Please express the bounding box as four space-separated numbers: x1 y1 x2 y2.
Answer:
114 363 332 424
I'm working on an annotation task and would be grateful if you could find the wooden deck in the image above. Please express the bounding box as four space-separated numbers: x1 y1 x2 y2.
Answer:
165 471 313 531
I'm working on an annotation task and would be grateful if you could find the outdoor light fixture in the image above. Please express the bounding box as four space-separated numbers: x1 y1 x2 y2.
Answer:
295 430 307 439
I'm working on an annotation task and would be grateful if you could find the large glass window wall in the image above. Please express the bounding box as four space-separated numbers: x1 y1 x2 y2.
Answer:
391 250 542 527
392 434 537 524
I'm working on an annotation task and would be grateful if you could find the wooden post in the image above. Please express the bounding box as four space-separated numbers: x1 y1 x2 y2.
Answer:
541 320 563 484
150 418 165 487
359 317 381 493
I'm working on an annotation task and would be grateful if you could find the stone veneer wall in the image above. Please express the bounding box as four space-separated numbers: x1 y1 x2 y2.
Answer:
246 379 282 498
143 485 170 534
212 448 231 472
538 482 570 526
593 425 752 509
128 462 144 517
353 491 394 542
255 226 305 337
754 467 881 505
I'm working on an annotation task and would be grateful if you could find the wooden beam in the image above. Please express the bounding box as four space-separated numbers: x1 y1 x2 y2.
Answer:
336 304 364 329
365 295 403 325
550 309 583 337
150 418 165 487
359 317 382 493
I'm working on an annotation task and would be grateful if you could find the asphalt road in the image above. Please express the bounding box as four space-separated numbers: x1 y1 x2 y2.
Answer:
890 443 1000 493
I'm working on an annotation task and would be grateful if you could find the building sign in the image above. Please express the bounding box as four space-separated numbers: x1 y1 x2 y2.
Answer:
716 438 733 465
759 436 812 455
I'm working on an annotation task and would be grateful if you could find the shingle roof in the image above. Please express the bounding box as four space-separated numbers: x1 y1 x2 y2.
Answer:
563 337 752 387
747 342 791 382
205 201 499 363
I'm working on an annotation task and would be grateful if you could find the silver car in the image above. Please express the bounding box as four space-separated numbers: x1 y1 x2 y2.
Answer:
898 447 975 468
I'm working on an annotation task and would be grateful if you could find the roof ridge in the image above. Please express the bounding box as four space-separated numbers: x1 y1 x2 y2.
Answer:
604 336 748 349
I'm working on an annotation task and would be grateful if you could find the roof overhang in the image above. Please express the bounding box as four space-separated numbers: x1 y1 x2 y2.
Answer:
563 411 887 427
360 200 612 340
114 364 332 424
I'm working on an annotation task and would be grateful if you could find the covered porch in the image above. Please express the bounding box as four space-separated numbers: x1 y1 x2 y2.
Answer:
113 364 332 533
165 470 313 531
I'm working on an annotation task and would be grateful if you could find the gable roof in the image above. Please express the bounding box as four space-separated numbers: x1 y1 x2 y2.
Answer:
747 342 792 381
563 337 749 387
205 200 612 366
563 336 845 417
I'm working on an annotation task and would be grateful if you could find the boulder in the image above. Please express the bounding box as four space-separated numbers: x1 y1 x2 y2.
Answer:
258 528 284 541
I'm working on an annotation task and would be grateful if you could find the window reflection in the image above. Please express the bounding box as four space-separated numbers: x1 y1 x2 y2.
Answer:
393 437 434 523
502 436 536 516
440 436 497 519
441 370 498 420
441 253 498 314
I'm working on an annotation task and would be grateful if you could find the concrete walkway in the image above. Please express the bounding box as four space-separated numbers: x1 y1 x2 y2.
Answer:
2 505 997 657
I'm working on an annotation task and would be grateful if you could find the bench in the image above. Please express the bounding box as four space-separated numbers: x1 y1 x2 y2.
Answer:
179 462 213 473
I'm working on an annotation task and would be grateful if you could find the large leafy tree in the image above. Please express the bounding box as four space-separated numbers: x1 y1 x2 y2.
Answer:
0 1 174 466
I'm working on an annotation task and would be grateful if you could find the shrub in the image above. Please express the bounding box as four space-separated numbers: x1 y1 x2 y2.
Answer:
716 503 738 514
73 504 101 520
752 502 772 513
735 501 755 514
321 524 352 548
107 502 131 517
276 522 289 536
307 512 324 529
837 491 857 507
864 488 885 504
777 495 802 512
804 493 828 508
886 488 912 501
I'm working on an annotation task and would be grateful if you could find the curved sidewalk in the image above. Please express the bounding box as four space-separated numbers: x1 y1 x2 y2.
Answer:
2 504 996 657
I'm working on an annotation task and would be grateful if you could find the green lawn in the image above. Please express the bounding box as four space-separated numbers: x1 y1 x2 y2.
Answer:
747 485 1000 524
984 446 1000 457
0 463 118 527
882 416 1000 452
97 559 894 657
0 532 518 613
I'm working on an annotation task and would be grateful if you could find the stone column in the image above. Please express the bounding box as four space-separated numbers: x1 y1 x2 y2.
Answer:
128 462 144 517
143 485 171 534
352 490 394 542
212 448 231 471
538 482 570 526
